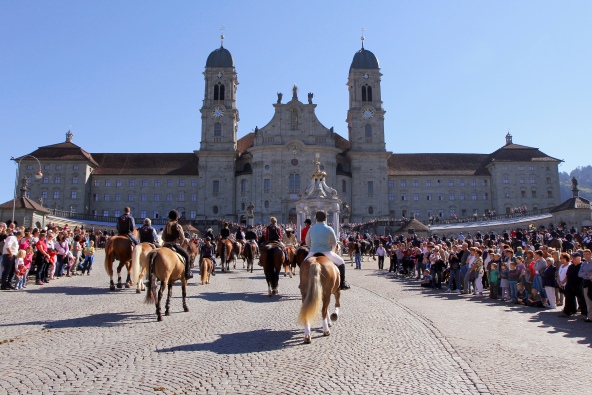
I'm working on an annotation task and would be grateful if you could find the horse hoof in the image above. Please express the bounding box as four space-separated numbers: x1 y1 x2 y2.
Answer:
136 289 141 294
283 273 287 277
272 289 279 295
323 331 330 337
303 336 311 344
330 313 338 322
109 285 116 291
184 306 189 312
165 311 170 316
157 316 163 322
125 283 130 289
116 283 123 289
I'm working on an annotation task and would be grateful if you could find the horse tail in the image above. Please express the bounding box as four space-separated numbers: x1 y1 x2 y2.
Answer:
200 258 207 284
144 251 157 304
222 244 227 265
131 244 143 286
104 241 114 277
298 261 322 326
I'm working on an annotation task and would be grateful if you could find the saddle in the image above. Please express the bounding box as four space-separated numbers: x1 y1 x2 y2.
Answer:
164 244 186 265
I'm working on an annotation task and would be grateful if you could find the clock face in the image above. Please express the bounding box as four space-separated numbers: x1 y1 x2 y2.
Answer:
363 74 369 79
362 108 374 119
213 107 224 118
217 72 223 78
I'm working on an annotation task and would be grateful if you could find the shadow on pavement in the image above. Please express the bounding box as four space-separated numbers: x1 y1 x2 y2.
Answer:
155 328 301 355
0 311 151 329
25 285 111 296
191 291 300 303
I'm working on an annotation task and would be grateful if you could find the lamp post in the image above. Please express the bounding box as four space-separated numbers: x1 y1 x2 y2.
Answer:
11 155 43 224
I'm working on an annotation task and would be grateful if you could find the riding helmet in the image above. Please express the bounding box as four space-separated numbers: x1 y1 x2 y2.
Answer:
168 210 179 221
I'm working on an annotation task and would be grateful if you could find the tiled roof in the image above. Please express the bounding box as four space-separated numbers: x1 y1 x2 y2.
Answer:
91 153 199 175
0 197 50 213
394 219 430 233
387 154 491 176
237 133 255 154
19 142 99 167
334 133 351 153
488 144 562 162
551 196 590 213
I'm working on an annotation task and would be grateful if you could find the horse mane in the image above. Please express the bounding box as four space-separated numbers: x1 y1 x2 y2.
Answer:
313 252 325 258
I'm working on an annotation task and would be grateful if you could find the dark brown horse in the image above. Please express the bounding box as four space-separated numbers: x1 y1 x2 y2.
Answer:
181 239 199 269
260 242 284 296
104 229 138 291
217 239 234 272
294 246 310 267
144 247 189 321
243 241 256 273
284 245 296 277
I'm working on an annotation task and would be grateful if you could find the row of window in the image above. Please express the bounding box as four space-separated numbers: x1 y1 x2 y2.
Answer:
90 209 200 219
389 193 489 201
389 179 488 188
92 179 197 187
92 193 197 202
32 165 79 171
501 165 551 171
503 176 552 184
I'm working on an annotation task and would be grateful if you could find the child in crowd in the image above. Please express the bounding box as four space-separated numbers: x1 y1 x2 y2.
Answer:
13 250 27 290
489 263 499 299
420 269 433 288
500 263 510 301
508 262 519 303
526 288 544 307
22 246 34 289
81 241 95 275
515 283 528 305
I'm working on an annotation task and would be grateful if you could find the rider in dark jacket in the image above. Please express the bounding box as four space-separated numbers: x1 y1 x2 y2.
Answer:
116 207 139 245
139 218 160 247
199 237 216 276
161 210 192 279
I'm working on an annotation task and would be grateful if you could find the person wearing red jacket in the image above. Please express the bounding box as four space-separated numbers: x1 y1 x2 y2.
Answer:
300 219 312 246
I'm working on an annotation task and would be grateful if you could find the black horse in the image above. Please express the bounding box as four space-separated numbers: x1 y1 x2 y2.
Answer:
260 242 284 297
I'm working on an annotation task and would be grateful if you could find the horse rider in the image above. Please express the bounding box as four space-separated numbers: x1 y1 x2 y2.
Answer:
244 225 259 256
304 210 350 290
116 207 139 246
199 237 216 276
161 210 193 280
220 222 231 240
300 218 312 246
139 218 160 247
282 228 299 263
259 217 286 266
235 226 246 254
205 228 214 241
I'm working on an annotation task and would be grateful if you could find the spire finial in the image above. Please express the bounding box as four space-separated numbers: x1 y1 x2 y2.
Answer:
220 25 226 47
66 128 73 143
505 129 512 145
360 26 366 48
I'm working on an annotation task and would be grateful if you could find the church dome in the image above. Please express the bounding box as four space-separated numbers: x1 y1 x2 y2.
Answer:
349 48 379 70
205 46 234 68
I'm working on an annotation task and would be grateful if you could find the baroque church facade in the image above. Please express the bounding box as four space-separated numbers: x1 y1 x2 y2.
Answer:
14 43 562 225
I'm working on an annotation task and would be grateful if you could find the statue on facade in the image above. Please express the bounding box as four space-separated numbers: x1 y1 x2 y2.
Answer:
572 177 578 189
246 201 255 218
308 92 313 104
292 84 298 100
342 202 350 218
277 92 282 104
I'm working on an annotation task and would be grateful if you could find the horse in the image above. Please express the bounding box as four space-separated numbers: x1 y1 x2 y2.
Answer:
181 239 199 269
260 242 284 296
243 241 256 273
200 257 213 285
217 239 234 272
298 253 341 344
104 230 139 291
231 240 242 269
284 245 296 278
144 247 189 321
130 242 158 294
294 245 310 267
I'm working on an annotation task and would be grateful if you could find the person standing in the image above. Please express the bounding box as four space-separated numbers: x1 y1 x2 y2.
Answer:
560 252 583 317
80 241 95 275
300 219 312 246
1 230 22 290
376 243 386 270
578 249 592 322
542 257 558 309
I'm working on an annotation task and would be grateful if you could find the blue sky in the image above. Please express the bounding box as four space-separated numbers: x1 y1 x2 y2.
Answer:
1 1 589 204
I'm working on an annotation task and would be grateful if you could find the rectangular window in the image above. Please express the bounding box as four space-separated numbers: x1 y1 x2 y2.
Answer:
55 165 61 170
482 180 487 187
546 177 551 184
413 193 419 201
529 166 534 171
460 193 465 200
72 177 78 184
26 165 33 170
105 180 111 187
140 210 146 218
483 193 488 200
93 193 99 201
448 180 454 187
413 209 420 218
43 165 50 170
103 210 109 217
400 180 406 187
401 193 407 201
449 193 455 201
427 210 433 217
521 190 526 198
214 180 221 195
73 165 79 170
54 176 61 184
425 180 431 187
438 193 443 201
388 180 394 188
503 177 509 184
129 180 135 187
166 193 172 202
155 180 161 187
42 177 49 184
128 193 134 202
191 193 197 202
532 190 537 198
471 180 476 186
116 180 122 187
388 193 395 201
179 180 185 187
426 194 432 200
104 193 110 201
504 190 510 198
53 191 60 199
115 193 121 201
142 180 148 187
459 180 465 187
502 166 507 171
547 190 553 198
413 180 418 187
141 194 147 202
178 193 185 201
367 181 374 196
518 166 524 171
154 194 160 202
41 191 48 199
191 180 197 187
153 210 159 218
115 210 121 217
472 193 477 200
450 209 456 216
190 210 196 219
167 180 172 187
71 191 77 199
437 180 442 186
519 177 525 184
530 177 535 184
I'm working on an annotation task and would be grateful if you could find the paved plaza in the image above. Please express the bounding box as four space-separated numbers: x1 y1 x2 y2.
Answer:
1 251 591 394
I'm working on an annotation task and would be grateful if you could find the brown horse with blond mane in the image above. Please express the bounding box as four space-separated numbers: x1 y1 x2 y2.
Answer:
298 252 341 344
104 229 139 291
200 257 213 285
217 238 234 272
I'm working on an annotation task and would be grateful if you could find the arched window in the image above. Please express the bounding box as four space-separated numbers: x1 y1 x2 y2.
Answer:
367 86 372 101
213 205 219 215
289 173 300 193
240 179 247 194
214 83 225 100
214 123 222 142
365 124 372 143
219 84 225 100
291 109 298 130
264 200 270 209
368 206 374 215
342 179 347 193
361 86 367 102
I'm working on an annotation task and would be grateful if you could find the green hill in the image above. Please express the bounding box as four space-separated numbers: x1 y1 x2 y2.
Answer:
560 165 592 201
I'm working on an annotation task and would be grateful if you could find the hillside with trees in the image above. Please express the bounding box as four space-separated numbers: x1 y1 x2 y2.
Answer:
560 166 592 201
